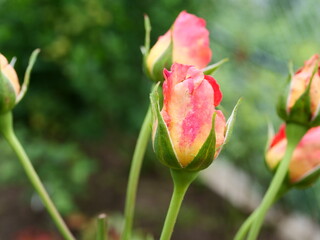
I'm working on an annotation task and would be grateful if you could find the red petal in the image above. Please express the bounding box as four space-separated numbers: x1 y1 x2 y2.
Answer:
270 124 286 148
204 75 222 106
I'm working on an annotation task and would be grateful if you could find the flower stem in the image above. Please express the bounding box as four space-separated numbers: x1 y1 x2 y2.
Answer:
233 210 258 240
121 107 152 240
160 169 198 240
247 123 307 240
0 112 75 240
233 185 288 240
97 213 108 240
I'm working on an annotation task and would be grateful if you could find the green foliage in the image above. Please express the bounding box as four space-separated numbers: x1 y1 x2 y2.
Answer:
0 127 96 214
0 0 319 234
204 0 320 220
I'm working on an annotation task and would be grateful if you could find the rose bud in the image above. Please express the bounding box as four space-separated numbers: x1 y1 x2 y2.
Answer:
145 11 212 83
266 124 320 186
277 54 320 127
0 54 20 113
0 50 40 114
150 63 239 171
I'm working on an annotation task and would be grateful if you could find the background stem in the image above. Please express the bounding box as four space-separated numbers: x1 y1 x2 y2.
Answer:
97 213 108 240
121 107 152 240
247 123 307 240
0 112 75 240
233 185 288 240
233 210 258 240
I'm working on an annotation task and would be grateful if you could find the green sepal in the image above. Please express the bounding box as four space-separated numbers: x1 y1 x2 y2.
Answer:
150 83 182 169
141 15 153 80
184 113 217 171
223 98 242 146
293 166 320 189
276 74 291 121
265 121 275 154
287 83 312 125
148 31 173 83
311 112 320 127
0 71 17 114
288 61 294 77
16 49 40 103
141 14 151 58
202 58 228 75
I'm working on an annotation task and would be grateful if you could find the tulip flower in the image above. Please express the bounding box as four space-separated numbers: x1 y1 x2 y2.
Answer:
145 11 212 83
266 124 320 185
277 54 320 127
151 63 239 171
0 54 20 113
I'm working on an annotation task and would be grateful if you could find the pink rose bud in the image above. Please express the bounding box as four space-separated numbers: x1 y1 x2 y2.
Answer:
146 11 212 83
277 54 320 127
151 63 229 171
266 124 320 186
0 53 20 113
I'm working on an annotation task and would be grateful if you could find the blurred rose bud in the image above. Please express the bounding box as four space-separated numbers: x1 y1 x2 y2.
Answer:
151 63 229 171
277 54 320 127
266 124 320 186
0 53 20 113
0 50 40 114
145 11 212 83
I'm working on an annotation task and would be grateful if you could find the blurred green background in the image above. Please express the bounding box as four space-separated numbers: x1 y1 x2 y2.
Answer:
0 0 319 239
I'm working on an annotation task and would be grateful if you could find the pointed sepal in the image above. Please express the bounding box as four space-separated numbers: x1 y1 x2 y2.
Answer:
311 112 320 127
223 98 242 145
202 58 228 75
150 83 181 169
276 74 291 121
16 49 40 103
265 121 275 154
141 14 151 62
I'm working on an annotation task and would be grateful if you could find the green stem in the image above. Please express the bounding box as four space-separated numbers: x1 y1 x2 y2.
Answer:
121 107 152 240
160 170 198 240
247 123 307 240
234 211 258 240
0 112 75 240
233 184 289 240
97 214 108 240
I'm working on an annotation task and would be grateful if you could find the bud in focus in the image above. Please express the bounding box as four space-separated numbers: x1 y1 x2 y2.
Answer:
151 63 230 171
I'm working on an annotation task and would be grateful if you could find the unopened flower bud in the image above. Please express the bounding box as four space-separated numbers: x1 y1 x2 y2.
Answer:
266 124 320 187
151 63 239 171
0 54 20 113
277 54 320 127
145 11 212 83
